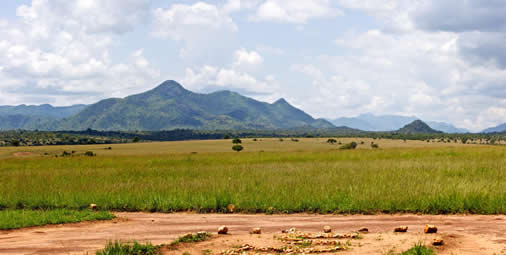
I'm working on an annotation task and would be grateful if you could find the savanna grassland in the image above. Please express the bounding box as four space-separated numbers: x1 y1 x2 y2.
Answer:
0 138 504 221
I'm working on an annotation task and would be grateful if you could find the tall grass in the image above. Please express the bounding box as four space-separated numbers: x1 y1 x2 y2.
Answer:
96 241 160 255
0 209 114 230
0 146 504 214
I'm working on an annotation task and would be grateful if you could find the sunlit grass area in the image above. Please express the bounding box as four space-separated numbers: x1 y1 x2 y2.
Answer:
0 139 504 215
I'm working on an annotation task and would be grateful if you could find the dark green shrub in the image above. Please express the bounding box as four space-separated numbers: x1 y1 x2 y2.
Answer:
84 151 96 157
232 138 242 144
232 145 244 152
339 142 357 150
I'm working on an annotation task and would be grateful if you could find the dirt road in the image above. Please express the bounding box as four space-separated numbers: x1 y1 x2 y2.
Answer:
0 213 504 254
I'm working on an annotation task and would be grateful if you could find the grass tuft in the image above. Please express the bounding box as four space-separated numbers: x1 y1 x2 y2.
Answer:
170 232 212 247
399 244 435 255
96 241 160 255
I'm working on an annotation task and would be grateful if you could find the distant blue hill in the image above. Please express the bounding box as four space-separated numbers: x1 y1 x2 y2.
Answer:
482 123 506 133
328 113 469 133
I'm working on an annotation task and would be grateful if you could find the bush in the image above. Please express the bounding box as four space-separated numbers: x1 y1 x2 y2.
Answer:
327 138 337 144
339 142 357 150
132 137 140 143
84 151 96 157
232 145 243 152
232 138 242 144
10 140 20 147
371 143 379 149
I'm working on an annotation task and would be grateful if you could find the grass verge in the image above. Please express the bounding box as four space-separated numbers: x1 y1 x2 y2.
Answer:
0 209 114 230
96 241 160 255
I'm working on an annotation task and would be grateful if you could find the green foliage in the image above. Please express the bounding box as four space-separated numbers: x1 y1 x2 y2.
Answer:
232 145 244 152
10 139 20 146
0 209 113 230
132 137 140 143
327 138 337 144
96 241 160 255
370 142 379 148
399 244 435 255
84 151 96 157
232 138 242 144
339 142 357 150
170 232 212 246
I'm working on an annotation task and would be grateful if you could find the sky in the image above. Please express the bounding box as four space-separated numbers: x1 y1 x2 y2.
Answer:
0 0 505 131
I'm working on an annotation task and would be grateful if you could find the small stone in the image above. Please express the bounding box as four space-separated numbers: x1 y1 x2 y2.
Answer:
394 226 408 232
218 226 229 234
424 225 438 234
323 226 332 233
250 227 262 234
226 204 235 213
358 227 369 233
433 238 444 246
89 204 97 210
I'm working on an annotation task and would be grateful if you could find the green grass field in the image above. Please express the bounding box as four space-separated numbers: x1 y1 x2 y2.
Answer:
1 139 504 215
0 209 113 230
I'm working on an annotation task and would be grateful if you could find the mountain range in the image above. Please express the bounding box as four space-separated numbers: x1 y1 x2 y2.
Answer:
328 113 469 133
482 123 506 133
0 80 502 133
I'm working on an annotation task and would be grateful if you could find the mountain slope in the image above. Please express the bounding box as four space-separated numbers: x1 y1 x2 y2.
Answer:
0 104 87 119
397 120 443 134
57 80 334 131
482 123 506 133
0 104 88 130
328 113 468 133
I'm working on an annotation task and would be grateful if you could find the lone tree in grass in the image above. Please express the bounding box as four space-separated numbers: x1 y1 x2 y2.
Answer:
232 145 244 152
327 138 337 144
232 138 242 144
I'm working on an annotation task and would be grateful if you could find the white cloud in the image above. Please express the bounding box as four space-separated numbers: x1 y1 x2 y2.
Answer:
254 0 341 24
234 48 264 68
290 28 506 131
182 65 276 94
223 0 260 13
0 0 159 105
151 1 238 60
17 0 150 35
152 2 237 40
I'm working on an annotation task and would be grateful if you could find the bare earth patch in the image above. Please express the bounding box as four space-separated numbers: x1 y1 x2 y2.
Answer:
12 152 34 157
0 213 504 254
